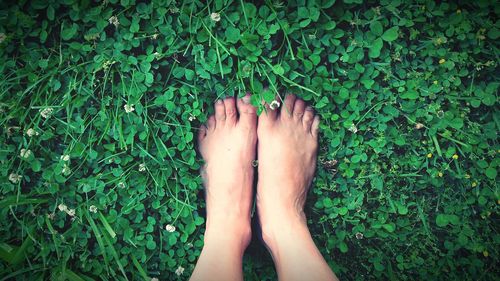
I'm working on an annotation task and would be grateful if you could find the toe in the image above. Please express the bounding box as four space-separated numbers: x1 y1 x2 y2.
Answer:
281 94 296 119
207 115 216 130
236 94 257 127
197 124 207 143
303 106 315 131
259 101 278 126
214 99 226 123
223 97 237 125
311 115 320 138
292 99 306 121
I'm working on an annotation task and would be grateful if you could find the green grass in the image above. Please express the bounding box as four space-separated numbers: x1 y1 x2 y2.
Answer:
0 0 499 280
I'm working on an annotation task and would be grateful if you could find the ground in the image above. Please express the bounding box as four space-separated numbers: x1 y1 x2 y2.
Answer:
0 0 498 280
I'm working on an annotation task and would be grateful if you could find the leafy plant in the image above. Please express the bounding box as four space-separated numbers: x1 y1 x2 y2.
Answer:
0 0 498 280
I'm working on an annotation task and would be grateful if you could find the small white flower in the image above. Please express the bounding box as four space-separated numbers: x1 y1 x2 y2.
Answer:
67 209 76 216
26 128 38 137
348 124 358 133
40 107 54 119
62 164 71 175
61 154 70 161
269 100 280 110
89 205 98 213
0 33 5 44
117 182 126 189
124 104 135 113
188 115 195 121
210 12 221 22
8 173 22 183
175 266 185 276
152 33 158 39
138 163 146 172
108 15 120 27
151 278 159 281
355 232 364 239
165 224 176 232
20 148 32 159
58 204 68 212
415 123 424 129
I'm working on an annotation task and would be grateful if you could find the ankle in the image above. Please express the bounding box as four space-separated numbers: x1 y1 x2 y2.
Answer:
205 216 252 249
261 217 312 260
258 206 308 250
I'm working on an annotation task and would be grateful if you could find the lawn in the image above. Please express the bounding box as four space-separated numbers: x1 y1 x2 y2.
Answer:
0 0 498 280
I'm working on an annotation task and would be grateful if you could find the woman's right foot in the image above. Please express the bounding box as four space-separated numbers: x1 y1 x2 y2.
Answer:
256 94 320 246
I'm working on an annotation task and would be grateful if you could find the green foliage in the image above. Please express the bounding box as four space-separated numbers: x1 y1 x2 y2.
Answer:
0 0 498 280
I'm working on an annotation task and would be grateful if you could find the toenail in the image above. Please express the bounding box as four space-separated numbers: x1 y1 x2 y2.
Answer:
242 95 251 104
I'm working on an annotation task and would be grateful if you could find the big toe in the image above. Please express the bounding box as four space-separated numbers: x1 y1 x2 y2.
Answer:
236 94 257 127
197 124 208 143
259 103 279 126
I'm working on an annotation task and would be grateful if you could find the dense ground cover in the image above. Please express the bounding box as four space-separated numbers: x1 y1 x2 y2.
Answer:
0 0 499 280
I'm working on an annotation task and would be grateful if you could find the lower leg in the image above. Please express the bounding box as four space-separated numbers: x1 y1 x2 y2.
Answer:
190 217 251 281
259 204 337 281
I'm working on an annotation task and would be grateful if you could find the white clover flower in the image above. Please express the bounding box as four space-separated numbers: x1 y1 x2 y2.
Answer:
348 124 358 134
26 128 38 137
165 224 176 232
20 148 32 159
67 209 76 216
89 205 98 213
152 33 159 39
8 173 22 184
61 154 70 161
355 232 364 239
269 100 280 110
117 182 126 189
210 12 221 22
188 115 195 121
62 164 71 175
415 123 424 129
138 163 146 172
40 107 54 119
175 266 184 276
108 15 120 27
58 204 68 212
0 33 5 44
124 104 135 113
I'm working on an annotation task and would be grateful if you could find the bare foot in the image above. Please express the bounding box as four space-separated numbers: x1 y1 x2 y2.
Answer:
256 94 337 281
191 95 257 281
256 94 320 235
197 95 257 245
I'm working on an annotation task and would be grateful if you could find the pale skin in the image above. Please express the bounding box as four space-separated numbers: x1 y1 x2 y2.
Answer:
190 94 338 281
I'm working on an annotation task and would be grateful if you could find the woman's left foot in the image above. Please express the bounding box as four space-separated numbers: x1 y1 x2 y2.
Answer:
197 95 257 244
